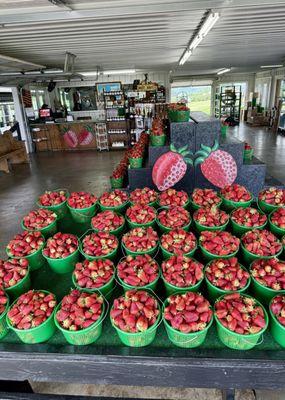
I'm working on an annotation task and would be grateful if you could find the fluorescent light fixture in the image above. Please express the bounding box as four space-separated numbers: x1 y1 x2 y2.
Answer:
178 10 219 66
260 65 283 68
0 72 22 76
24 70 42 75
217 68 231 75
179 49 192 66
43 69 63 74
81 69 136 76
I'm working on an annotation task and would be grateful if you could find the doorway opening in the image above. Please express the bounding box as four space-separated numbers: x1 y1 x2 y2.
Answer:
171 85 212 115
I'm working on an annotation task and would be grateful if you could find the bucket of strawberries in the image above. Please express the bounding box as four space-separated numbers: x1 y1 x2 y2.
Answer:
258 187 285 214
269 207 285 237
160 229 197 259
80 232 119 261
220 184 253 211
163 292 213 348
193 206 229 232
0 258 31 299
250 258 285 303
204 257 250 301
157 207 191 233
37 189 69 220
161 255 204 295
199 230 240 261
99 190 129 213
190 188 222 211
269 295 285 348
21 209 58 239
91 210 125 237
168 103 190 123
214 293 268 350
110 290 161 347
241 229 283 263
158 189 189 209
230 207 267 236
121 227 159 257
67 191 97 224
0 290 9 340
126 204 157 229
129 187 158 208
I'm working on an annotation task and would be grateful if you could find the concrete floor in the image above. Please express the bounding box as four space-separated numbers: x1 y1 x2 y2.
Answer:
0 123 285 399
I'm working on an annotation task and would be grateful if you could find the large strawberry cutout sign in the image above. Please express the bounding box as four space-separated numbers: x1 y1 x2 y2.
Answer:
61 126 78 148
194 139 237 188
78 125 94 146
152 144 193 191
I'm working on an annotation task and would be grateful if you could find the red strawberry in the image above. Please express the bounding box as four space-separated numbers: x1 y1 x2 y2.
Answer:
63 130 78 148
78 126 93 146
194 140 237 188
152 144 193 191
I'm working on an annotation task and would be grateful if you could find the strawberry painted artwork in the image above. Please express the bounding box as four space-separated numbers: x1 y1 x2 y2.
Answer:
194 139 237 189
61 126 78 148
78 125 94 146
152 144 193 191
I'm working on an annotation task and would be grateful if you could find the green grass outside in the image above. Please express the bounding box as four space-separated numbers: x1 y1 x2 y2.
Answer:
189 100 211 115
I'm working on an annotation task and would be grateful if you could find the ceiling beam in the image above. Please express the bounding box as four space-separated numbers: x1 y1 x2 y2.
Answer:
0 53 45 69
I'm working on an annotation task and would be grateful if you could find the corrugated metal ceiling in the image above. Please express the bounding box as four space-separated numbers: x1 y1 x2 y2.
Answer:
0 0 284 80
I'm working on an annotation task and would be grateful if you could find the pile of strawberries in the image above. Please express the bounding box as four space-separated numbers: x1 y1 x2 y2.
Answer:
73 259 114 289
158 207 190 229
160 229 197 255
67 192 97 209
22 209 57 230
241 229 282 256
251 258 285 290
168 103 189 112
205 257 250 291
0 290 8 315
151 117 164 136
271 208 285 229
110 290 159 333
81 232 118 257
200 231 240 256
231 207 267 227
111 154 129 180
91 210 124 232
56 290 103 331
122 227 158 253
220 184 252 202
100 190 129 208
191 188 221 208
193 207 229 227
164 292 212 333
258 187 285 206
7 231 45 257
162 255 203 287
38 190 67 206
0 258 29 289
270 295 285 326
126 204 156 225
43 232 78 259
130 187 157 205
158 189 189 207
8 290 56 330
215 293 266 334
117 254 159 287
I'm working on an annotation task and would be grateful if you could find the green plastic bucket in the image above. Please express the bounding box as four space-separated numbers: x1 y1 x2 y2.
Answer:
214 296 268 350
0 298 9 340
6 243 46 272
6 291 56 344
258 199 279 214
158 199 190 210
160 243 197 260
54 301 105 345
205 264 251 302
150 135 166 147
156 218 191 234
221 196 253 212
162 299 213 348
72 273 115 299
221 125 228 137
129 157 143 169
99 200 129 213
79 232 119 261
199 243 239 262
43 248 80 274
67 203 97 224
36 189 69 220
250 263 285 303
244 149 254 160
111 306 161 347
126 215 156 230
110 176 123 189
269 210 285 237
193 218 229 233
269 297 285 347
190 198 222 211
230 213 267 237
5 269 31 300
121 241 158 257
168 109 190 123
240 241 283 264
91 218 125 237
161 272 203 296
117 269 160 292
21 219 57 239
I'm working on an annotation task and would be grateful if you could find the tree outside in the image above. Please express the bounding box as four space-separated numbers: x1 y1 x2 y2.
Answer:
171 86 212 115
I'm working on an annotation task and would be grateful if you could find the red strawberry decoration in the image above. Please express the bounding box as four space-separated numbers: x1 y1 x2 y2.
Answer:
152 144 193 191
61 127 78 148
78 125 94 146
194 140 237 188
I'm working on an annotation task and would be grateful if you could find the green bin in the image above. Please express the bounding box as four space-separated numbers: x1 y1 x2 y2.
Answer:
168 109 190 123
250 264 285 304
43 248 80 274
230 212 267 237
240 242 282 264
67 203 97 224
129 157 143 169
99 200 129 213
91 218 125 237
110 177 124 189
194 218 229 233
199 243 239 262
160 243 197 260
269 297 285 348
5 270 31 300
150 135 166 147
258 199 279 214
156 218 191 234
269 210 285 237
121 242 158 257
221 196 253 212
0 298 9 340
72 273 115 299
21 219 57 239
161 273 203 296
117 269 160 292
6 244 46 272
37 190 69 220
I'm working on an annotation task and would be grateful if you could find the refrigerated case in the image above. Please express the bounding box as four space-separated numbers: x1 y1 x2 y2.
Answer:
0 91 15 134
278 80 285 131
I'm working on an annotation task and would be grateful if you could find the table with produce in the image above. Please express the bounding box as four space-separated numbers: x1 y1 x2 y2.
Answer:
0 185 285 393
